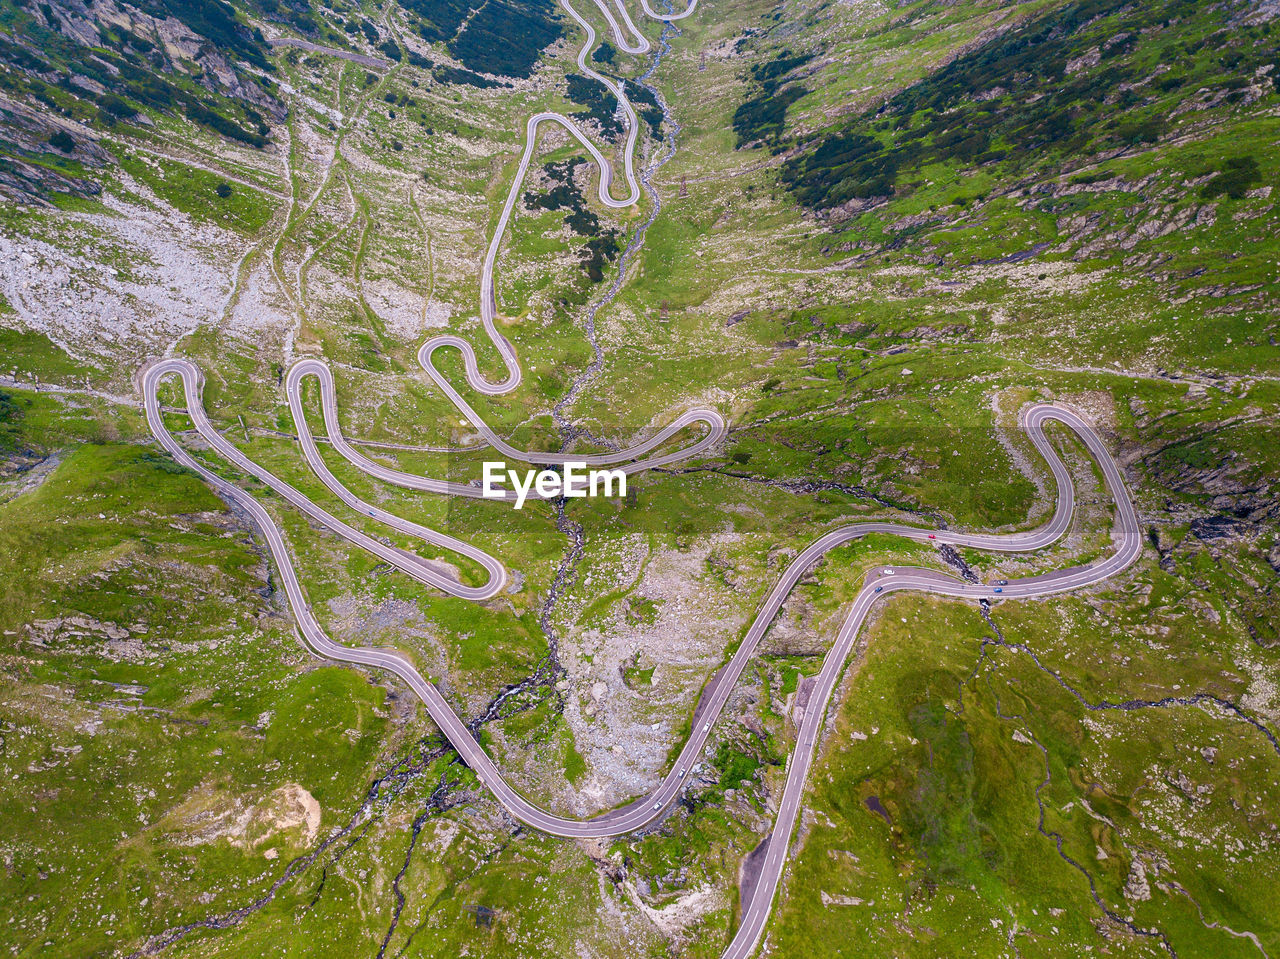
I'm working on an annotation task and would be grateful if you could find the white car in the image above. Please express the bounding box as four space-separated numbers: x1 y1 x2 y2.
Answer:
678 768 686 778
702 722 710 732
653 802 661 811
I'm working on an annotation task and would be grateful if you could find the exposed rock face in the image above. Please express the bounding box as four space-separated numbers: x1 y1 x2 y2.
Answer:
1190 515 1253 542
1138 427 1279 645
162 782 322 850
0 101 111 205
42 0 283 117
1123 857 1152 902
1145 437 1278 533
0 0 285 202
0 154 102 205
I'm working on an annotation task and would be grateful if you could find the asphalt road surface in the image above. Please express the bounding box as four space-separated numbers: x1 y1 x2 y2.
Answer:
285 358 726 505
143 362 1139 853
721 403 1143 959
266 37 390 69
416 0 699 404
138 0 1145 954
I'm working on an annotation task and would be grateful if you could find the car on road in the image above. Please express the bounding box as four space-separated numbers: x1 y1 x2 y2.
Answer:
998 579 1009 585
678 767 686 778
702 722 710 732
882 569 894 576
994 587 1004 593
653 802 661 811
928 533 936 539
874 586 883 593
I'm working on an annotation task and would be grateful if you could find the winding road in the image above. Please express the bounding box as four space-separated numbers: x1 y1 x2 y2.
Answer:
140 0 1146 955
144 356 1141 952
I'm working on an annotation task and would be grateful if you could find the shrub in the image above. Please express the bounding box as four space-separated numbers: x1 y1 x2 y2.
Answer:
733 85 807 146
48 129 75 152
1200 157 1262 200
183 102 267 147
215 181 232 198
566 74 622 137
97 93 137 118
1115 116 1166 144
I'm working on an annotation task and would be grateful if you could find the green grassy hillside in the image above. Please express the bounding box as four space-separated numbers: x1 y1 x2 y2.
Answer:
0 0 1276 956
